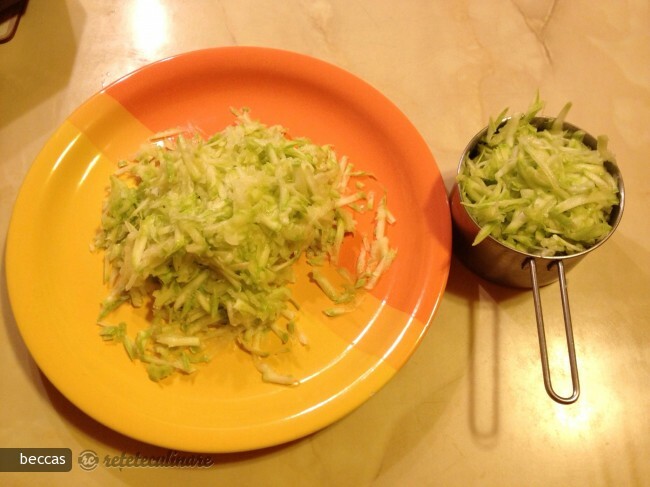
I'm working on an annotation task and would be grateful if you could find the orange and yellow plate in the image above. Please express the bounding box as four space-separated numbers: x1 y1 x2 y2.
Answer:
6 47 451 453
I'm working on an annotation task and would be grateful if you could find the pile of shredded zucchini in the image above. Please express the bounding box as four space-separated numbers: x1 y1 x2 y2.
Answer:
458 96 620 256
92 109 396 383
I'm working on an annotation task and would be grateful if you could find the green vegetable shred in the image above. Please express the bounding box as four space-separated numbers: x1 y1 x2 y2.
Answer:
457 95 620 257
93 109 396 384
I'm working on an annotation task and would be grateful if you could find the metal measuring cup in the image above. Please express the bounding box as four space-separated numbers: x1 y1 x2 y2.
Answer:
450 117 625 404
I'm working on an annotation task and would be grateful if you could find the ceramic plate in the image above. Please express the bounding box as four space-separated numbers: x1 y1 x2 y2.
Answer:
6 47 451 453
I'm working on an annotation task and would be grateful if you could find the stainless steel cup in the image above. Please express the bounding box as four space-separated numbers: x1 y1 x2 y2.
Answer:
450 117 625 404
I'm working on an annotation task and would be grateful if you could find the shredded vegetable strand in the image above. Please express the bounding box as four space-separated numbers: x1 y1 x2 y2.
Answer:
94 109 396 383
458 96 619 257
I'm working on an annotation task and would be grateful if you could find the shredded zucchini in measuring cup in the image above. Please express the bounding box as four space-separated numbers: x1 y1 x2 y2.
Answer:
92 109 397 384
457 96 620 257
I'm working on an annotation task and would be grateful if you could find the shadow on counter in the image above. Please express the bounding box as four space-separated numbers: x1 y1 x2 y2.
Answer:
444 252 522 447
0 0 83 130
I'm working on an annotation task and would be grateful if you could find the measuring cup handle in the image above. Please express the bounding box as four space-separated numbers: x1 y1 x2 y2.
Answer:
527 259 580 404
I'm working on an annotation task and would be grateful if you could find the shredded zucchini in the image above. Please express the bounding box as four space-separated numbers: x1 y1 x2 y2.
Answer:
93 109 396 383
457 95 620 257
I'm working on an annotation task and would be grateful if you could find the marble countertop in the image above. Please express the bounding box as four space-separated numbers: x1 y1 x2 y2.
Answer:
1 1 649 485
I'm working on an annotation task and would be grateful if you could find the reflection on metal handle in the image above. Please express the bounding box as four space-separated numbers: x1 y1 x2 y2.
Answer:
527 259 580 404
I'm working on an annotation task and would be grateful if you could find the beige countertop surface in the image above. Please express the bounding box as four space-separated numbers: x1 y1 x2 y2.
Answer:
1 1 649 485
